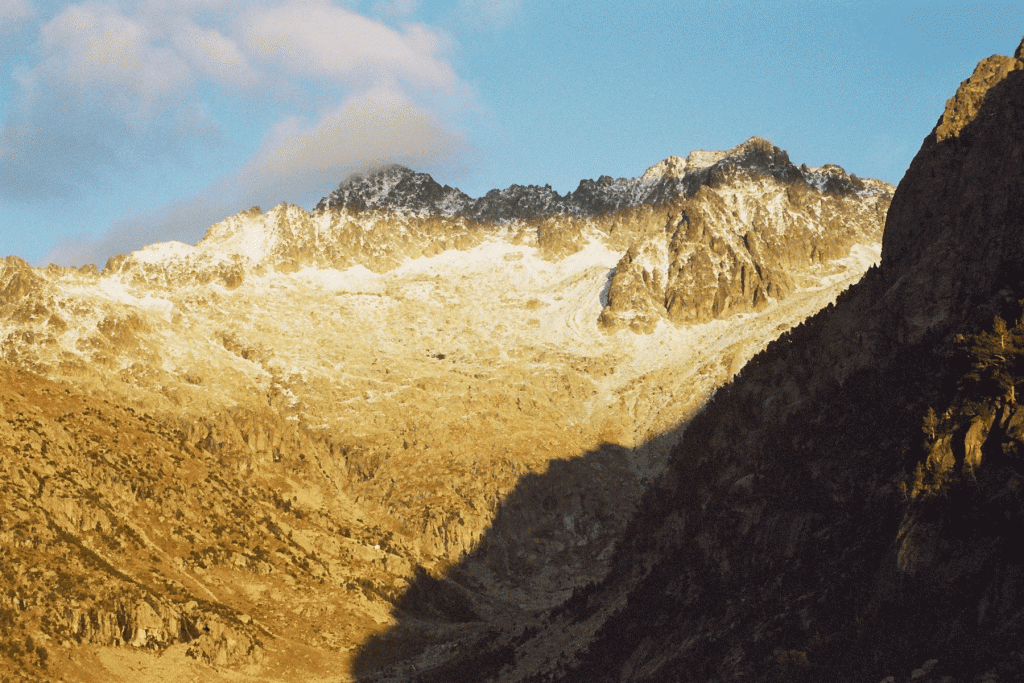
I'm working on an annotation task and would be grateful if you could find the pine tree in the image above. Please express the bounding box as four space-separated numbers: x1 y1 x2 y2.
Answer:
922 407 939 441
957 315 1024 404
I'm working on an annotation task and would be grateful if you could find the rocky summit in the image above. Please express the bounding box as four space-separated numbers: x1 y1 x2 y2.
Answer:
0 129 894 681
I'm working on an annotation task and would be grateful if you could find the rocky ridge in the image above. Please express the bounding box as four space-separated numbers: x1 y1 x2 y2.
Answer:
390 36 1024 683
313 141 892 334
0 139 890 681
316 138 888 222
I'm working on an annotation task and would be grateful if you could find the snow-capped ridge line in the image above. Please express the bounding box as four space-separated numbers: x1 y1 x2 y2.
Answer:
315 137 891 222
87 138 892 304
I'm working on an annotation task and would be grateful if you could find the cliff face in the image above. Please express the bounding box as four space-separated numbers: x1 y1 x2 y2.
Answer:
878 44 1024 345
598 139 887 332
312 138 891 333
0 368 266 681
462 37 1024 683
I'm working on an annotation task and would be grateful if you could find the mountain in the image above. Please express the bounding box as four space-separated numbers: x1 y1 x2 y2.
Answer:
316 139 886 224
0 138 890 682
394 36 1024 683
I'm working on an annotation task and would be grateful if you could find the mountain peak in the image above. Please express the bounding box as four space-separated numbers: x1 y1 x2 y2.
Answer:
935 46 1023 142
312 137 887 224
678 135 770 172
639 155 687 181
638 137 779 181
879 35 1024 343
314 164 471 216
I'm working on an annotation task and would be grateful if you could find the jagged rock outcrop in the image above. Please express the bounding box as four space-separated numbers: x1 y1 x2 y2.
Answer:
438 36 1024 683
317 138 888 228
315 165 473 216
318 138 894 332
0 368 267 681
598 138 890 331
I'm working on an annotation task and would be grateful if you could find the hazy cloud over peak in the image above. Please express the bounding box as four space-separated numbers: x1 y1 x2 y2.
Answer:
42 88 467 267
247 89 465 192
2 0 474 265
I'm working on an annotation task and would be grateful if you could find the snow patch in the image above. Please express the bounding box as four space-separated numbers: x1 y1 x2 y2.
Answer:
68 276 173 319
844 242 882 270
296 265 381 292
394 236 527 276
97 278 144 307
132 241 197 264
199 209 280 264
685 148 732 172
553 237 622 272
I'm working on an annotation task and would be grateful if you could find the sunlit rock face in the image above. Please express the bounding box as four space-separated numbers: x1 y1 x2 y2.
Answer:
598 139 889 332
0 138 890 682
456 37 1024 683
316 138 892 334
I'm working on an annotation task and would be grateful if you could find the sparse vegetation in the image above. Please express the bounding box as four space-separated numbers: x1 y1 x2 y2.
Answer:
956 314 1024 405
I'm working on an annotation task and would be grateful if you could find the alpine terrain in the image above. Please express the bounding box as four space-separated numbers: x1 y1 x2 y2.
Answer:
0 128 896 680
378 36 1024 683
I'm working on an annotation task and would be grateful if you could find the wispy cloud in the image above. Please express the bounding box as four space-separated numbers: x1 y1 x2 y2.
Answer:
0 0 33 30
459 0 520 28
170 18 260 89
241 1 458 89
38 3 193 122
43 88 468 266
1 0 474 265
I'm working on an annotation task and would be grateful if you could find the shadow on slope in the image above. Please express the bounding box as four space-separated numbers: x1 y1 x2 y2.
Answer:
523 54 1024 683
560 281 1024 683
349 428 688 681
355 49 1024 683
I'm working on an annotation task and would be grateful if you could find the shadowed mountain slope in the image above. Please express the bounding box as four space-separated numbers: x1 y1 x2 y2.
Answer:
353 36 1024 683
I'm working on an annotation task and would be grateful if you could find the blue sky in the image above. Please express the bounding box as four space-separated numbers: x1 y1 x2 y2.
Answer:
1 0 1021 266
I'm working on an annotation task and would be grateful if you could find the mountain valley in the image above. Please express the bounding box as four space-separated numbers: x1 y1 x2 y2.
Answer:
427 37 1024 683
0 136 893 682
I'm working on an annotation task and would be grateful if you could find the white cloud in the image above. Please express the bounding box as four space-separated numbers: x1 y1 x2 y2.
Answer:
460 0 519 28
242 1 457 89
6 1 474 265
170 18 259 88
42 89 468 266
0 0 33 30
4 0 467 144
